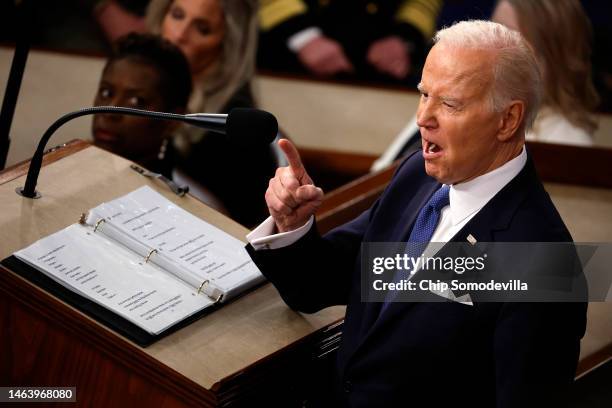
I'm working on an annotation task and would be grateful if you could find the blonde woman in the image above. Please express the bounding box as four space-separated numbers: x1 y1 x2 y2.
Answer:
146 0 258 114
492 0 599 146
147 0 276 228
96 0 257 113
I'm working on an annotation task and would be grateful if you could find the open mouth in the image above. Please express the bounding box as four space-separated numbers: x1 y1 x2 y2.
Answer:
426 142 440 154
423 139 443 158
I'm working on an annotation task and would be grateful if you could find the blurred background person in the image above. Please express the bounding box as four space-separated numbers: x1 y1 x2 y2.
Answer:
492 0 599 146
146 0 277 228
582 0 612 113
92 33 196 187
92 33 191 171
93 0 149 43
257 0 443 85
91 32 253 218
147 0 258 113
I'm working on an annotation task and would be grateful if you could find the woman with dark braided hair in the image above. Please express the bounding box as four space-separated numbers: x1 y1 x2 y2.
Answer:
92 33 192 174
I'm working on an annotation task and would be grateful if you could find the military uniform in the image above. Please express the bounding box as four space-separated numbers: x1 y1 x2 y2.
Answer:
258 0 443 84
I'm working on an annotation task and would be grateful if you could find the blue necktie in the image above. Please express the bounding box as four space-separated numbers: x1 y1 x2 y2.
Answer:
380 185 450 312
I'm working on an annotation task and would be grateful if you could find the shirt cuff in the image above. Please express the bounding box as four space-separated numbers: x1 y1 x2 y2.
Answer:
287 27 323 53
247 216 314 250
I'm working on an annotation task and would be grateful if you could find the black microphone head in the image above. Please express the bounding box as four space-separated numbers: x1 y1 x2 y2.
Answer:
226 108 278 147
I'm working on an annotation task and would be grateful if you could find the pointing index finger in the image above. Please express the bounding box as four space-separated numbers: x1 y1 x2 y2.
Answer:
278 139 307 182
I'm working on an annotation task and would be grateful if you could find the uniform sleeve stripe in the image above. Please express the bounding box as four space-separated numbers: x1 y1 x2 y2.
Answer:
395 0 442 38
260 0 308 31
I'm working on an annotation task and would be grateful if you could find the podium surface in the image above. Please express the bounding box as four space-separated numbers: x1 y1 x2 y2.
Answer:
0 140 345 406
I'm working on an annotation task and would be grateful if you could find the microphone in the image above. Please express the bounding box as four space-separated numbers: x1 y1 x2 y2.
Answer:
186 108 278 146
16 106 279 199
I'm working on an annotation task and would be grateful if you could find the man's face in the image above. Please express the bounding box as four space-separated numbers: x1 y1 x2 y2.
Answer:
416 44 507 185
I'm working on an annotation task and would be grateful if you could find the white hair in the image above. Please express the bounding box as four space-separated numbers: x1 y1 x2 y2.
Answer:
434 20 542 131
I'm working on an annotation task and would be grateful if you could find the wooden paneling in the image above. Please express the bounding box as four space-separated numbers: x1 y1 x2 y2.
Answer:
0 265 204 407
0 139 89 185
315 163 397 234
527 141 612 188
300 147 378 193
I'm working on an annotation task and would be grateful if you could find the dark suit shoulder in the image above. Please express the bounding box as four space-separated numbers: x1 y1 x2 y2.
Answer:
497 168 572 243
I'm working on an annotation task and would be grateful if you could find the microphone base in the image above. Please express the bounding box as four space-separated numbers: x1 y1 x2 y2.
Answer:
16 186 41 199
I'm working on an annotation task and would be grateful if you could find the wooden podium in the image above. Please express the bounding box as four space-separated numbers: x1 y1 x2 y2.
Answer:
0 140 345 407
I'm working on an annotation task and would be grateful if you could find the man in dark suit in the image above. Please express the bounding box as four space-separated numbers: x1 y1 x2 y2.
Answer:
246 20 587 407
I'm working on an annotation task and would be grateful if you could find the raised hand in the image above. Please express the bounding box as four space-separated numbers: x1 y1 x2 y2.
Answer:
265 139 324 232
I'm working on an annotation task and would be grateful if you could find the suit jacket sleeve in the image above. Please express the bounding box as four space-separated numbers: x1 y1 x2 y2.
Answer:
246 201 378 313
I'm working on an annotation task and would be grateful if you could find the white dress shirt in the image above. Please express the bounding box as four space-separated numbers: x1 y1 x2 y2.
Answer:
287 27 323 52
248 146 527 250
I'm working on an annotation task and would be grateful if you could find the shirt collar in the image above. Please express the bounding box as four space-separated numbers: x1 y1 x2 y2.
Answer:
447 145 527 226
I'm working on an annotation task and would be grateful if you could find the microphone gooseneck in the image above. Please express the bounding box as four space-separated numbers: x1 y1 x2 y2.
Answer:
17 106 278 199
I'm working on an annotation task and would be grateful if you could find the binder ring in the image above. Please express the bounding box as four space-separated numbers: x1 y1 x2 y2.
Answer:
214 293 224 304
144 249 158 263
197 279 209 295
93 218 106 232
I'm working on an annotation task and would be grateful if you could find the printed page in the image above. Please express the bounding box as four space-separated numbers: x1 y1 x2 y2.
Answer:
14 224 214 335
87 186 263 299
